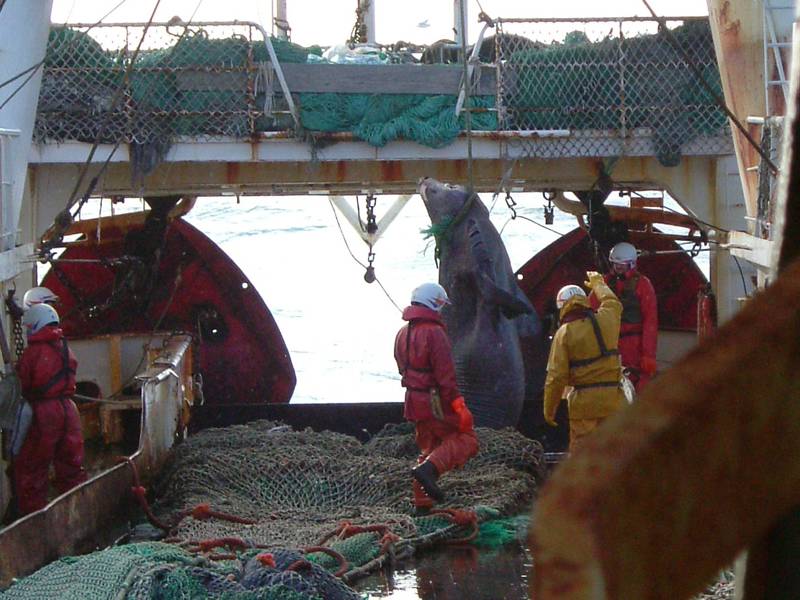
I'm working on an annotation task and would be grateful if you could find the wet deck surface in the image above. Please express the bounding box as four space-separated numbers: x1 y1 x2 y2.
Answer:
356 542 532 599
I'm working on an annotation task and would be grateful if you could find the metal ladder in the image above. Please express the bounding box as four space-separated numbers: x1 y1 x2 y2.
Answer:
763 0 794 116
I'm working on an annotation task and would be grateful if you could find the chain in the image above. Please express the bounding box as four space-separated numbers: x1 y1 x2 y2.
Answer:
365 194 378 234
363 194 378 283
348 0 369 46
504 191 517 219
542 191 555 225
11 315 23 361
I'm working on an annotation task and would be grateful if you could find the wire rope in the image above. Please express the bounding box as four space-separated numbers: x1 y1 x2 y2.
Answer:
328 198 402 313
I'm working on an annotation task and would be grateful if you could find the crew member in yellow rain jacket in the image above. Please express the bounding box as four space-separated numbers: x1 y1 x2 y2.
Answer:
543 271 626 452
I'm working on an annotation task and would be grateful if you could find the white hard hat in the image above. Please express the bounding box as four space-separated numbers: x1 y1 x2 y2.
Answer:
609 242 638 265
22 303 60 336
23 286 59 310
556 284 586 310
411 282 451 312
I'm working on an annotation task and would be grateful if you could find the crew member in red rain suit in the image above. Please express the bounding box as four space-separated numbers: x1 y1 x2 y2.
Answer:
12 303 87 516
394 282 478 511
590 242 658 392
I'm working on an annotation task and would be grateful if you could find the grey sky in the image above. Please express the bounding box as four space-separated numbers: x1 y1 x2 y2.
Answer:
51 0 709 47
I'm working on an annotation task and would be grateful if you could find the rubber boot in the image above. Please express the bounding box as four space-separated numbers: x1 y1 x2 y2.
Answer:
412 460 444 503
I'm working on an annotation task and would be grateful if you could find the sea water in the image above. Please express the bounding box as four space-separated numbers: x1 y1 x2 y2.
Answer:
181 192 708 406
73 192 706 406
182 193 575 405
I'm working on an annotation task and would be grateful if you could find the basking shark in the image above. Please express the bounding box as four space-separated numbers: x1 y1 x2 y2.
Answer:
418 177 544 428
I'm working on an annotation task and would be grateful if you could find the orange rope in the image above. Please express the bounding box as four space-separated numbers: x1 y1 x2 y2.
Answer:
302 545 349 577
430 508 479 544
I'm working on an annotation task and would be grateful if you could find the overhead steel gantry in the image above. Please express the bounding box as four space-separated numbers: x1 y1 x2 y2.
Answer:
21 16 752 323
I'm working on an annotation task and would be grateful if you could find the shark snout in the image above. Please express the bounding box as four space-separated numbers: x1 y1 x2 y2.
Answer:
418 177 431 202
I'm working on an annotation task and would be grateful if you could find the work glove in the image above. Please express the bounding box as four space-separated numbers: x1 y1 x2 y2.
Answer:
584 270 605 291
544 413 557 427
451 396 474 433
640 356 658 376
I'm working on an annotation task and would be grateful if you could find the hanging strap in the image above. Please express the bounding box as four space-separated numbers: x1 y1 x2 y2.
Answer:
569 312 619 369
399 322 433 376
29 338 74 399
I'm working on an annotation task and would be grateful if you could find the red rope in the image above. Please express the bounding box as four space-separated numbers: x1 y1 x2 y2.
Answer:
430 508 480 544
119 457 173 532
256 552 276 568
379 531 401 555
194 537 249 553
286 558 313 572
118 457 257 534
318 521 392 545
302 545 349 577
188 502 257 524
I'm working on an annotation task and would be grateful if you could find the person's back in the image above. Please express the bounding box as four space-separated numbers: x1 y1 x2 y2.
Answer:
544 273 626 452
11 304 86 517
18 325 77 402
394 283 478 511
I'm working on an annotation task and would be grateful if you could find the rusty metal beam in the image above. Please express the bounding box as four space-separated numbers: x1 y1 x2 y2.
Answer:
32 156 722 199
707 0 767 219
530 255 800 599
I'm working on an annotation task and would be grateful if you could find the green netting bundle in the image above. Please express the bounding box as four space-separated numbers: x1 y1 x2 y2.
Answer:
130 31 254 138
1 422 544 599
253 38 324 64
299 93 497 148
506 19 726 165
44 26 121 79
0 543 359 600
473 514 530 548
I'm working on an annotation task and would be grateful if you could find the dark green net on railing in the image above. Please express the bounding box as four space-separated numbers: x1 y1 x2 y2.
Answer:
34 19 730 166
298 93 496 148
497 18 728 165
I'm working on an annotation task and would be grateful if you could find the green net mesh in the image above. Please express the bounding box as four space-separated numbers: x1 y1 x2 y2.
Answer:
35 24 494 151
299 93 496 148
34 18 730 165
495 18 729 166
1 421 543 599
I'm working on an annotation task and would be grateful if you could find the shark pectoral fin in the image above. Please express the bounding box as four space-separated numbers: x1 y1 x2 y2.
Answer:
476 272 533 317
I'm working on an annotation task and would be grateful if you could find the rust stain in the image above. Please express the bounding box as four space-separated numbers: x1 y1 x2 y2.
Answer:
380 161 403 182
719 1 740 35
336 160 348 183
225 162 240 184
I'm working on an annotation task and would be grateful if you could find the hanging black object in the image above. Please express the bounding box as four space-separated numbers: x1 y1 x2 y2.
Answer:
364 250 376 283
544 198 555 225
364 265 376 283
365 195 378 234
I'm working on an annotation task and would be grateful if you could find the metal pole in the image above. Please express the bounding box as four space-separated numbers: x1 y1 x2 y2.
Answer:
361 0 376 44
454 0 467 49
273 0 289 40
459 0 473 191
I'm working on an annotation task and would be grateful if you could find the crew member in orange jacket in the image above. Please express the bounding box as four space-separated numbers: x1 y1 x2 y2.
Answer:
590 242 658 392
12 303 87 516
394 282 478 511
